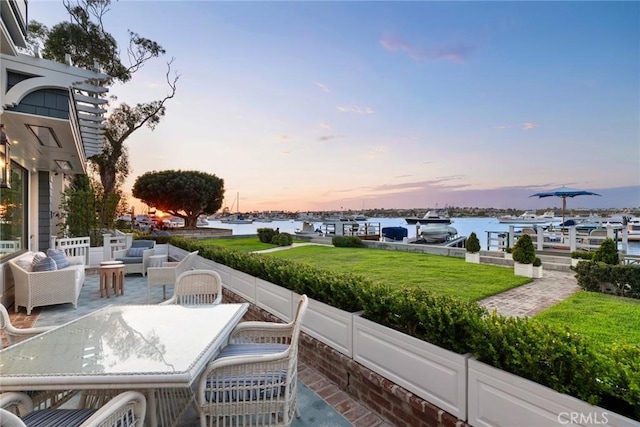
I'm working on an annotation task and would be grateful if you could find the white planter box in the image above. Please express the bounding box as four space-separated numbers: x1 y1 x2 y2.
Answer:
532 266 543 278
229 269 256 302
468 358 637 427
296 293 354 357
514 262 533 278
466 252 480 264
353 315 468 419
256 279 294 322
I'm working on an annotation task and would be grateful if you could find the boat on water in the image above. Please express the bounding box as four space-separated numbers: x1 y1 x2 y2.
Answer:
405 210 451 225
498 211 556 224
220 215 253 224
415 223 459 244
294 221 322 237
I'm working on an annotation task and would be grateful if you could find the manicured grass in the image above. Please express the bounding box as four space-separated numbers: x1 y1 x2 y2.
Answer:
263 245 529 301
199 237 306 253
534 291 640 347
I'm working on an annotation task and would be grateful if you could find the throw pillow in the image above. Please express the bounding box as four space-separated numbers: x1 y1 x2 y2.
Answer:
47 248 70 269
16 258 33 272
32 256 58 272
127 247 145 257
31 252 47 269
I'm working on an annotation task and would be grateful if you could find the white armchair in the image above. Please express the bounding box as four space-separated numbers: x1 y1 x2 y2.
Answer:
146 250 199 303
0 390 146 427
159 269 222 306
195 295 308 427
113 239 155 276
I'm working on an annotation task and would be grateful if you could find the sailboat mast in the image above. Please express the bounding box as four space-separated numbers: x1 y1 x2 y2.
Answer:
237 192 239 214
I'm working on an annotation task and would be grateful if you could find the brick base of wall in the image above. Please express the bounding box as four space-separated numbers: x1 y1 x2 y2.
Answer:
222 289 468 427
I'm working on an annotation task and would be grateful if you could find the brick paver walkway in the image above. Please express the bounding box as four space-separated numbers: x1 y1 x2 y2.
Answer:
478 269 581 317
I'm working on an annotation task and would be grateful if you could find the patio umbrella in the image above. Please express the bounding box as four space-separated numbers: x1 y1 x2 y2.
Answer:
529 186 601 227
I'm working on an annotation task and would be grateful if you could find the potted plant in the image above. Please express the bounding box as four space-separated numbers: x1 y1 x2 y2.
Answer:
465 232 481 264
532 256 543 278
512 234 536 277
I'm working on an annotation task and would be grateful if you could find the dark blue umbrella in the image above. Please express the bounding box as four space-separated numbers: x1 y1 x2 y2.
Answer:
529 186 601 226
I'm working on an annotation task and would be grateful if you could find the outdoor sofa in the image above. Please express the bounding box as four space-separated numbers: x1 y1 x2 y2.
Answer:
8 250 85 315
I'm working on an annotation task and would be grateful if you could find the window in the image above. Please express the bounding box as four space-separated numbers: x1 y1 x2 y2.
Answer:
0 162 27 259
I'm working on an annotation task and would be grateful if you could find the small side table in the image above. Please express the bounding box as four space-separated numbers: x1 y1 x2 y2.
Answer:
100 261 124 298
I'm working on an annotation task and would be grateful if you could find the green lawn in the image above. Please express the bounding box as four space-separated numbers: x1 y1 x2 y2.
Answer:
262 245 529 301
199 237 306 252
534 291 640 347
199 237 639 347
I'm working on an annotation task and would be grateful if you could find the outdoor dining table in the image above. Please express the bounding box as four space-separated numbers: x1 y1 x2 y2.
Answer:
0 303 249 427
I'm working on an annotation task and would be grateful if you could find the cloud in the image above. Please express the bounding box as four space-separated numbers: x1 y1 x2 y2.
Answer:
275 135 290 142
337 105 375 114
320 122 330 129
318 135 346 142
522 122 538 130
380 32 475 64
314 81 330 92
494 125 511 130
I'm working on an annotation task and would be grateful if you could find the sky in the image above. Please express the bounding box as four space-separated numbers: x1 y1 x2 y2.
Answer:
29 1 640 212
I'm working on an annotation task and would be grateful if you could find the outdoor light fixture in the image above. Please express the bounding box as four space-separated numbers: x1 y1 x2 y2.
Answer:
0 124 10 189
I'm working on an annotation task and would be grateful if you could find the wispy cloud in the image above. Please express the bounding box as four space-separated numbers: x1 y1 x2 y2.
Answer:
320 122 330 129
522 122 538 130
275 135 290 142
380 32 475 64
363 146 388 159
337 105 375 114
314 81 330 92
318 135 346 142
494 125 512 130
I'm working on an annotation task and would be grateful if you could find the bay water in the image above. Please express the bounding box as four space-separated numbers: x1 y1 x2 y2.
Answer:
204 217 640 255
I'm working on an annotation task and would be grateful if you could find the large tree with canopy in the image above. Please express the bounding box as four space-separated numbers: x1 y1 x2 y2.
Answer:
132 171 225 228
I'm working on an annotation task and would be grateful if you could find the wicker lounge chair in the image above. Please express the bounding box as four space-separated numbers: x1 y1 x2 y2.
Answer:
159 270 223 306
0 390 146 427
146 250 199 303
195 294 308 427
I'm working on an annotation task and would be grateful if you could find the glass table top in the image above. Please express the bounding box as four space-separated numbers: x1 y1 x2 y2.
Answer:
0 304 247 379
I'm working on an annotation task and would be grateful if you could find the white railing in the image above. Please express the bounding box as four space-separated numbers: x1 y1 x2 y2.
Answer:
487 225 628 253
0 239 21 254
50 236 90 265
102 231 132 261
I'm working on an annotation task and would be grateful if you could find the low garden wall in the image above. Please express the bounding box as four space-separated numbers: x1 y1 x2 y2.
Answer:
168 242 639 427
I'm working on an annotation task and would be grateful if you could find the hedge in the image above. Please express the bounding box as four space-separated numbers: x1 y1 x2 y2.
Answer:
169 236 640 420
573 261 640 299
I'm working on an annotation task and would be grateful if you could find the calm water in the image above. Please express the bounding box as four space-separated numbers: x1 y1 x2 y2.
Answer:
204 217 640 255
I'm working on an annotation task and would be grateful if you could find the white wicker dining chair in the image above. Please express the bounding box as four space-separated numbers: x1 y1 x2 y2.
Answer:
0 390 147 427
195 294 308 427
0 304 53 349
159 269 223 306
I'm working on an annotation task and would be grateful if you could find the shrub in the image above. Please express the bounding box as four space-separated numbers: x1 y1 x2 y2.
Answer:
466 232 481 253
271 232 293 246
257 228 277 244
593 238 620 265
512 234 536 264
332 236 364 247
505 246 513 254
533 257 542 267
571 251 594 260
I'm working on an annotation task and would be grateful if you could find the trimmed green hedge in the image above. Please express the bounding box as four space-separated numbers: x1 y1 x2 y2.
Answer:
169 236 639 420
573 261 640 299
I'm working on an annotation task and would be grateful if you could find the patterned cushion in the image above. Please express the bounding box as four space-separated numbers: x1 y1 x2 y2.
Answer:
47 248 70 269
22 408 97 427
32 256 58 272
127 247 146 257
